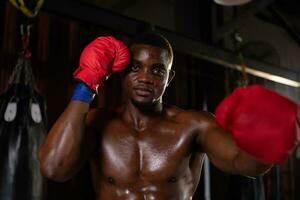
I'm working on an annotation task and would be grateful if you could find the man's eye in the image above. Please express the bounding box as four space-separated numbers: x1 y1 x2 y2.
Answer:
131 64 140 72
153 68 166 77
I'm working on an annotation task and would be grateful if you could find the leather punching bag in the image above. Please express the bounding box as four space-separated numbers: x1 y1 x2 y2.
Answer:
0 55 46 200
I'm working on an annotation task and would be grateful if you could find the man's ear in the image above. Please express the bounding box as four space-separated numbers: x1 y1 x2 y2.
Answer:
167 70 175 87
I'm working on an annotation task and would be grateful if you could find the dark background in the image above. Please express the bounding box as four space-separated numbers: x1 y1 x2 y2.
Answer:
0 0 299 199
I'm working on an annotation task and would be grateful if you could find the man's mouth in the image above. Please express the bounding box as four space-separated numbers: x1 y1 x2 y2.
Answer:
133 86 153 97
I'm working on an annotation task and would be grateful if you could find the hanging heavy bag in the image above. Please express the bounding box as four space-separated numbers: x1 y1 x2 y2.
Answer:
0 55 47 200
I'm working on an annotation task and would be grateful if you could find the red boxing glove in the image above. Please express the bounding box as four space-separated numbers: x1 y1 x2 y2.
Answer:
73 36 130 92
215 85 299 164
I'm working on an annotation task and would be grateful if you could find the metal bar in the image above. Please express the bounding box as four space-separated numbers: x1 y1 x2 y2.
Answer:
204 155 211 200
163 32 300 84
42 0 300 85
43 0 139 35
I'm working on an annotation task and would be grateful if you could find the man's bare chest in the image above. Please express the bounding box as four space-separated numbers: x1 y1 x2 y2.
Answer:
93 119 196 184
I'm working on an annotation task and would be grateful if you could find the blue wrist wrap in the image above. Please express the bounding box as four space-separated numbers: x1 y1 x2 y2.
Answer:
71 82 95 104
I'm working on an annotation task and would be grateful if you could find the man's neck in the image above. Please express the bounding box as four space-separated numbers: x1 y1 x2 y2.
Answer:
123 100 164 131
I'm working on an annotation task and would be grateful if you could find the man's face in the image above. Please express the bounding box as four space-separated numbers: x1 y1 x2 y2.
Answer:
123 44 173 107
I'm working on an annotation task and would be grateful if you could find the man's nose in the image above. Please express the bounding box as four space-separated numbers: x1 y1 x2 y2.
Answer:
137 68 154 84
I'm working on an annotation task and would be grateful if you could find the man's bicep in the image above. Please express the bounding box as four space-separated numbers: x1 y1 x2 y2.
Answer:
197 117 239 174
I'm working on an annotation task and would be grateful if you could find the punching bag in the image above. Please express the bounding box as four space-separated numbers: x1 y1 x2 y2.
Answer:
0 55 47 200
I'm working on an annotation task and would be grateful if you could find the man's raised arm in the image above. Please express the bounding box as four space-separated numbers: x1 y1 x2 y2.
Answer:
39 36 130 182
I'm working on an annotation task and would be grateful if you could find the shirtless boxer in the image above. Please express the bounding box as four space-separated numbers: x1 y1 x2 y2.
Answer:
39 33 296 200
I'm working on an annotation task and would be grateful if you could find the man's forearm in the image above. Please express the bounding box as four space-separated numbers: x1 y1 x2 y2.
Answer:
233 149 273 178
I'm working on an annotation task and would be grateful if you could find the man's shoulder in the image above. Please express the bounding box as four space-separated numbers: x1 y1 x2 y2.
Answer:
165 104 215 125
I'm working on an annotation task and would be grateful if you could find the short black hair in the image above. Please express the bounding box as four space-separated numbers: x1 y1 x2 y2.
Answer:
131 32 173 59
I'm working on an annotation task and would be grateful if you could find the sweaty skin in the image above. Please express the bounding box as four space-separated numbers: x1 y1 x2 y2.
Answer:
39 44 271 200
